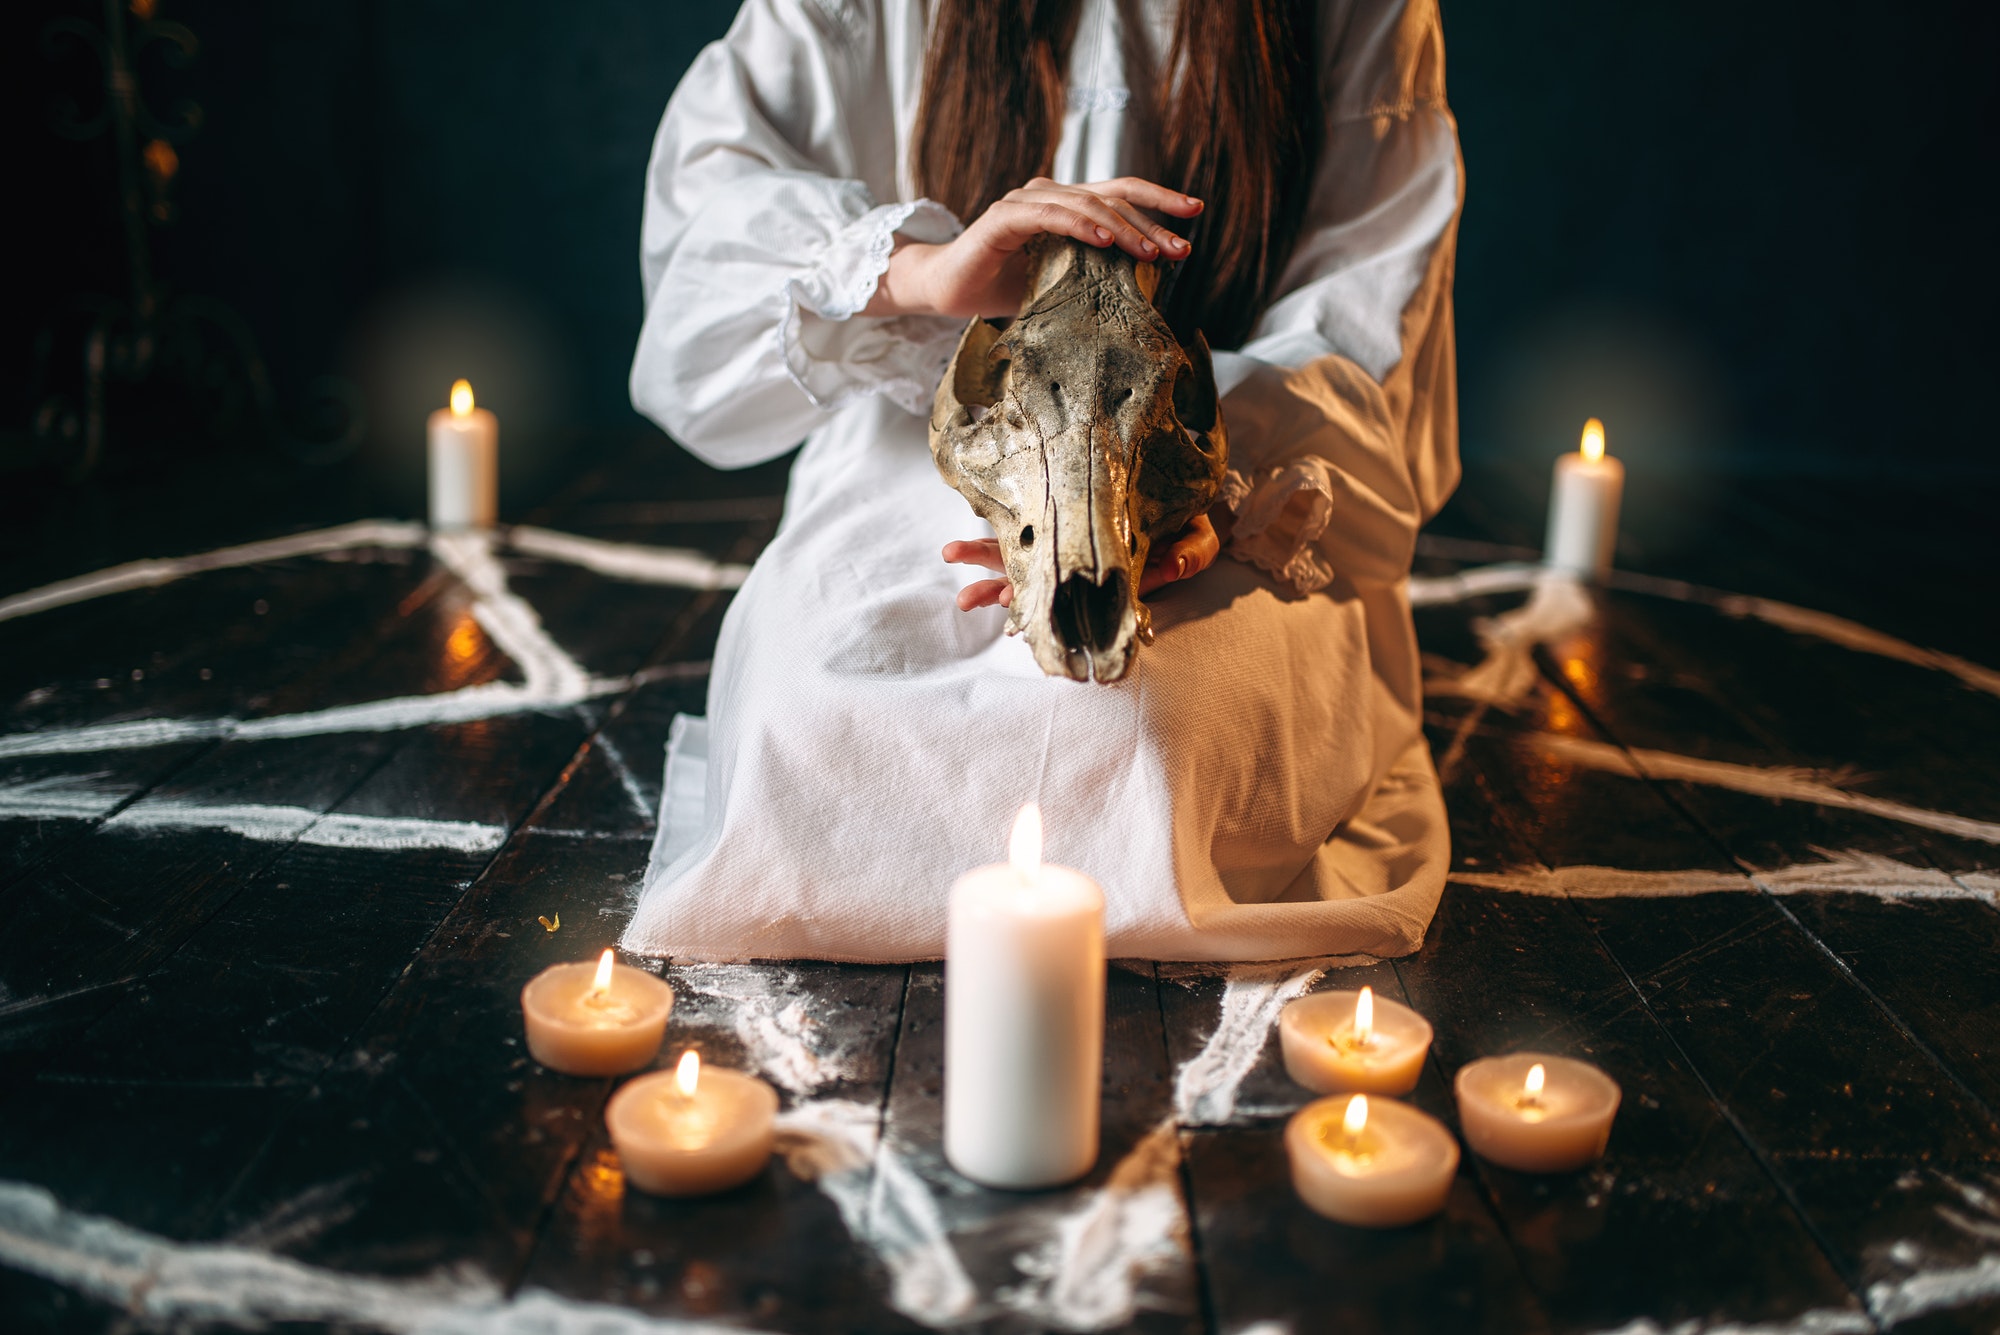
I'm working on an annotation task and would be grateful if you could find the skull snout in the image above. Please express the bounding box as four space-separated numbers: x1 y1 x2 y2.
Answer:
1032 420 1142 682
1052 567 1131 667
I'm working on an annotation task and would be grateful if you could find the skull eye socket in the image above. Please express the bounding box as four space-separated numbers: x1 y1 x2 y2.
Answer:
1020 525 1035 548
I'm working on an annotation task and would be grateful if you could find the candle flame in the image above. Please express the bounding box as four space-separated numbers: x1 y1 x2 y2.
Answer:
1343 1094 1369 1139
1525 1062 1546 1100
1580 418 1605 463
1353 986 1374 1046
450 379 475 417
590 948 615 996
675 1048 701 1098
1008 802 1043 877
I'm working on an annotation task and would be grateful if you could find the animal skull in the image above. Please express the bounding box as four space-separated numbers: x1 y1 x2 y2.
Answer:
928 236 1228 682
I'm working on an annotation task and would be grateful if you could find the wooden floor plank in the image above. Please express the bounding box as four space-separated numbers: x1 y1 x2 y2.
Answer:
137 509 763 1260
0 734 402 1056
0 477 765 1242
1782 893 2000 1116
0 549 440 888
0 535 643 1059
1572 583 2000 872
3 447 1995 1333
0 707 605 1234
1537 584 2000 1127
1164 956 1550 1335
517 959 913 1332
200 829 654 1273
1463 734 2000 1315
873 960 1202 1333
1183 1123 1548 1335
1401 726 1862 1333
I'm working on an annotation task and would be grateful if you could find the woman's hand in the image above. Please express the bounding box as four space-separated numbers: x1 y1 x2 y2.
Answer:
867 178 1202 320
943 512 1223 612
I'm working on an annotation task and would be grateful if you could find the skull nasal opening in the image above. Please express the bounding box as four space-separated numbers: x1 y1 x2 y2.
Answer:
1052 569 1128 660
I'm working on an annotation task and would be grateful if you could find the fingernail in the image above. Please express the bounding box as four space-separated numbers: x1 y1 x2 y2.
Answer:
1141 239 1158 254
1094 226 1112 241
1176 557 1189 578
1184 195 1201 209
1167 237 1187 253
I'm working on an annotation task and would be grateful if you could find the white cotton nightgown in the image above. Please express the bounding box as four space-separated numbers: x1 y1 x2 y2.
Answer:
622 0 1464 963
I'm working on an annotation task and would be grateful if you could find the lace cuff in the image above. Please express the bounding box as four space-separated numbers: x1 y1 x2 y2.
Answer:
1223 458 1339 594
780 198 964 416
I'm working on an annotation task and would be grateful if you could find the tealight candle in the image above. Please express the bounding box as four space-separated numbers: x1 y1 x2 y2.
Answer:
607 1050 778 1197
1545 417 1623 578
521 949 674 1076
944 803 1105 1189
1286 1093 1459 1227
1279 986 1433 1095
427 379 498 529
1454 1052 1621 1172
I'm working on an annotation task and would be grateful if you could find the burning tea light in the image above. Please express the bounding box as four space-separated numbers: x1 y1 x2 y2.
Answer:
1286 1093 1459 1227
1279 986 1433 1095
520 948 674 1076
606 1049 779 1197
427 378 498 529
1454 1051 1622 1172
1545 416 1624 578
944 803 1106 1189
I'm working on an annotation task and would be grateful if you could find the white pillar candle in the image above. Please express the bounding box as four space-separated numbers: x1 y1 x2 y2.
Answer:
1286 1093 1459 1227
1454 1052 1621 1172
607 1050 778 1197
1544 417 1623 578
427 378 498 530
944 803 1105 1189
1279 986 1434 1095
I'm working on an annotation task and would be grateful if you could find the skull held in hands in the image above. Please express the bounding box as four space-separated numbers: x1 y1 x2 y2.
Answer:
928 236 1228 683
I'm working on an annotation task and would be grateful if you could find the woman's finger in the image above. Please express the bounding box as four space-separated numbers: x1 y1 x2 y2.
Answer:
984 198 1117 253
1088 177 1205 218
956 578 1014 611
1012 185 1165 261
1137 514 1221 595
942 538 1007 572
1099 196 1191 259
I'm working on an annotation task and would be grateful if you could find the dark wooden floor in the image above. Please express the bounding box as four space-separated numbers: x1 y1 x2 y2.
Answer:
2 434 1997 1334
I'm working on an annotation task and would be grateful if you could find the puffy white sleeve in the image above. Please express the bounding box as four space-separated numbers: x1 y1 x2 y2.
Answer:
1213 0 1463 592
629 0 965 469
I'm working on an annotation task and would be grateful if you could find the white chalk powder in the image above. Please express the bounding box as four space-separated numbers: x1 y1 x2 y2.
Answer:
0 1180 757 1335
774 1100 976 1327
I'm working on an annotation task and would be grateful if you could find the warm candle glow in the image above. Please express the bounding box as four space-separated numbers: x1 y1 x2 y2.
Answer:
1580 417 1605 463
1344 1094 1370 1140
1524 1062 1546 1103
450 379 475 417
676 1048 701 1098
591 948 615 996
1352 986 1375 1047
1008 802 1043 878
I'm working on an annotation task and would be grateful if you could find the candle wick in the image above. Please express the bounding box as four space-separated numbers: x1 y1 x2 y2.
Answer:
1327 1024 1373 1055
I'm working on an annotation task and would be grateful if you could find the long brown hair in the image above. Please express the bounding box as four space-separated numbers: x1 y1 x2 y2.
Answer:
913 0 1320 349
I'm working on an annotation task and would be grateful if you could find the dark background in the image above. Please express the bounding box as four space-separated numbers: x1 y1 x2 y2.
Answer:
5 0 1996 531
